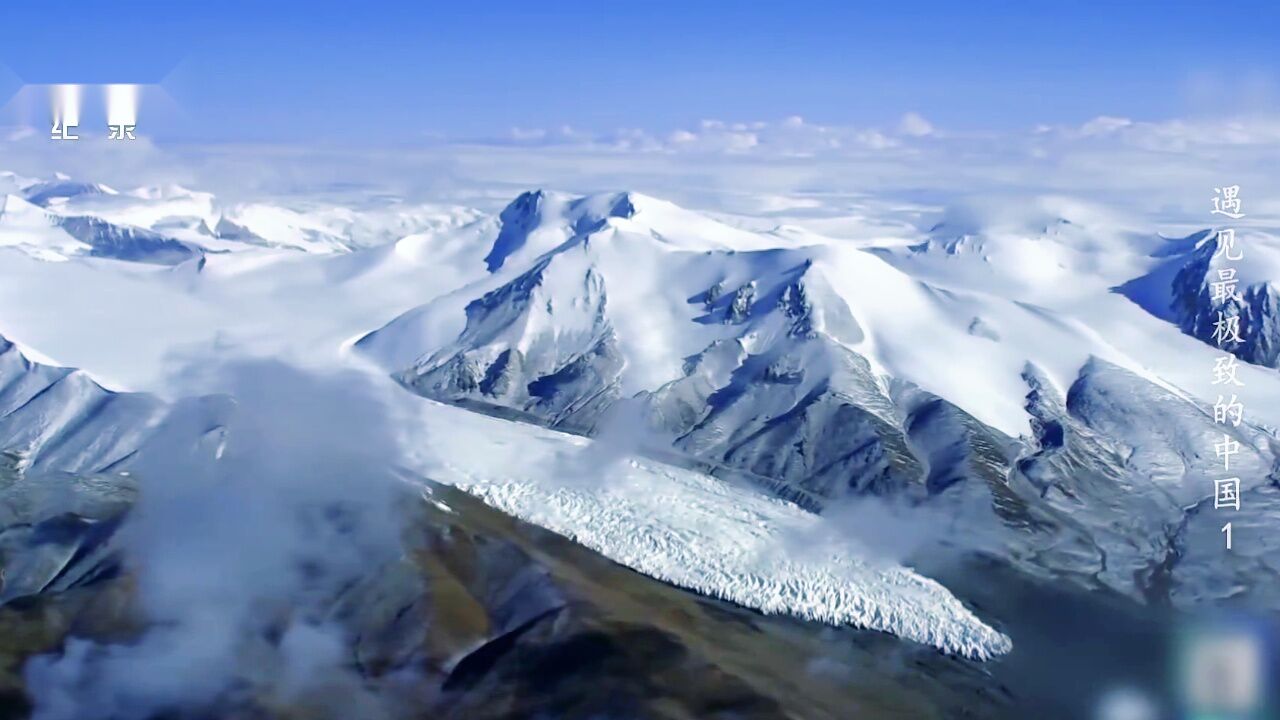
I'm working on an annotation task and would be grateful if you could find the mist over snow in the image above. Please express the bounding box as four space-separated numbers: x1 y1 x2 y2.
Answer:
23 360 415 720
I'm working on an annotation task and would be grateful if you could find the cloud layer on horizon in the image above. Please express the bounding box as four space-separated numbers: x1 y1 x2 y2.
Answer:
2 111 1278 229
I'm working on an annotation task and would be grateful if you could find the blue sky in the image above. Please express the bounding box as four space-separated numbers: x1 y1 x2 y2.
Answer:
2 0 1278 144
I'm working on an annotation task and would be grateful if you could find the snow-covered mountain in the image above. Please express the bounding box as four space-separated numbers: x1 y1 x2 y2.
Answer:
0 172 485 260
0 333 230 475
0 333 160 473
0 193 201 265
1017 358 1280 602
2 172 1279 671
21 175 118 208
359 188 1280 612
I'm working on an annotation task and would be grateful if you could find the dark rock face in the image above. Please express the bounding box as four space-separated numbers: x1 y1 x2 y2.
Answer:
484 190 547 272
647 336 923 504
1168 236 1280 368
21 181 110 208
57 217 200 266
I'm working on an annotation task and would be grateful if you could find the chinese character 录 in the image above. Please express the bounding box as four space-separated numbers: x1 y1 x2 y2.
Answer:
107 124 136 141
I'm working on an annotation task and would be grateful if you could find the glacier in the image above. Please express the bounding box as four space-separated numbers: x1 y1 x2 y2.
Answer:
406 398 1013 659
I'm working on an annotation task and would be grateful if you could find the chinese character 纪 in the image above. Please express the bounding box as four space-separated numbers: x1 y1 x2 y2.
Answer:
1213 312 1244 347
1212 186 1245 219
1214 395 1245 427
1216 229 1244 261
1215 434 1241 471
1214 477 1241 511
107 124 136 141
50 120 78 141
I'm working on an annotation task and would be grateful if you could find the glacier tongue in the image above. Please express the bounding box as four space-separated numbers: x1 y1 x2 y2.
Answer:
454 476 1014 659
403 397 1014 660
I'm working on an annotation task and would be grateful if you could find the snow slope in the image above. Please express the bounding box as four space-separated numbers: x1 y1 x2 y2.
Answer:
0 334 168 474
0 193 204 265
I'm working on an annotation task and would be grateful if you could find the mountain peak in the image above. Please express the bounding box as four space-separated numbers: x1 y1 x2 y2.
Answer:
574 191 640 221
484 190 644 273
22 178 118 207
502 188 547 219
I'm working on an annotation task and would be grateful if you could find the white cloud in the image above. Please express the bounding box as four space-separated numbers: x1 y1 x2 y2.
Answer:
462 115 915 157
667 129 698 144
508 126 547 141
897 112 935 137
4 124 36 141
853 129 898 150
1077 115 1133 136
2 111 1277 228
1057 114 1280 150
23 361 414 720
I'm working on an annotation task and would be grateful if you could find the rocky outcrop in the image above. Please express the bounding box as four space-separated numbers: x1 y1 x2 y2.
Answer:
1124 231 1280 368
